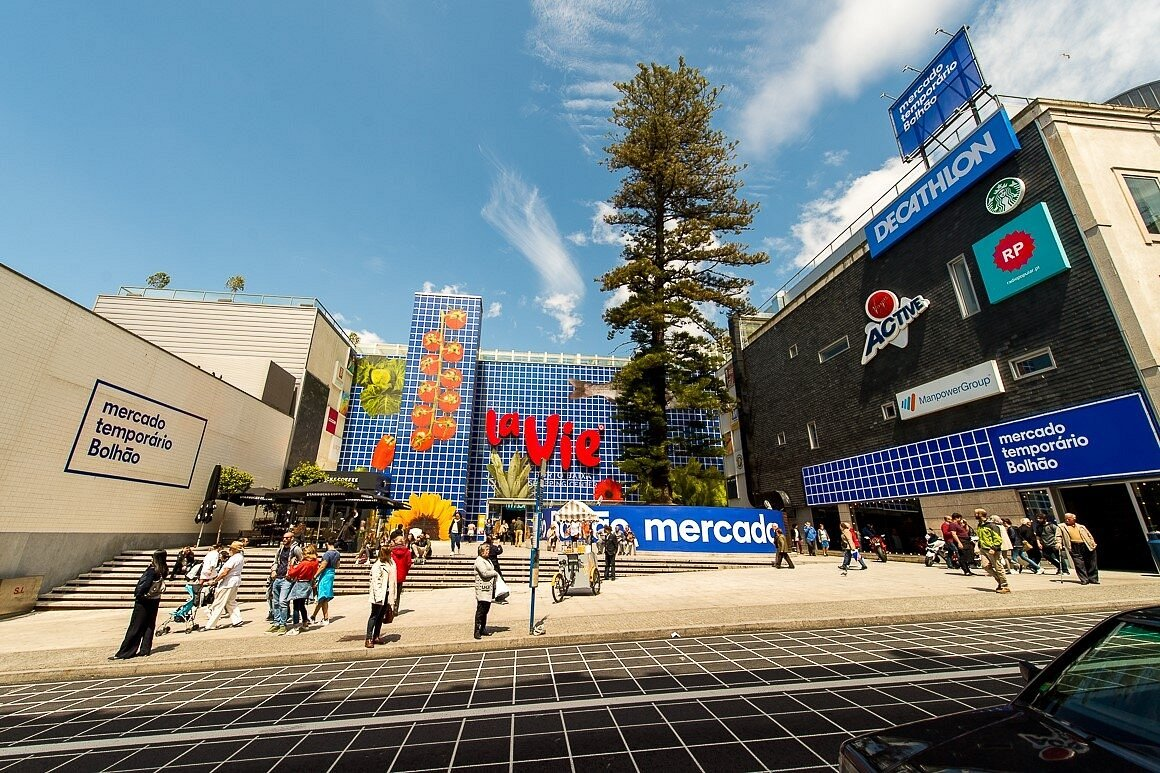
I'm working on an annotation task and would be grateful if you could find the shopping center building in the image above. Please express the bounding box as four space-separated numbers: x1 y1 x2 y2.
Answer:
731 94 1160 572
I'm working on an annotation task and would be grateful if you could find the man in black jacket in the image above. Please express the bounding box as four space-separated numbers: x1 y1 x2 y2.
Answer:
603 527 620 580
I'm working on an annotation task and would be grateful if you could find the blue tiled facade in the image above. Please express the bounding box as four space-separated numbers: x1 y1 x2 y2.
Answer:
338 292 722 526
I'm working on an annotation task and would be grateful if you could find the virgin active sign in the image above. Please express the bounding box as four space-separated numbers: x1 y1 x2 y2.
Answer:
561 505 786 554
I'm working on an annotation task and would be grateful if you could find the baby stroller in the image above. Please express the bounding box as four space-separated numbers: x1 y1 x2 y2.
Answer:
156 583 207 637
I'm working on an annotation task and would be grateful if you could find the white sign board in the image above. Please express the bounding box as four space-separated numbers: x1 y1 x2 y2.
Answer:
896 361 1005 420
66 380 207 487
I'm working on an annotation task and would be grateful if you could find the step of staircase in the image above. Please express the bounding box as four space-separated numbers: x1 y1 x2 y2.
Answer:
34 547 771 611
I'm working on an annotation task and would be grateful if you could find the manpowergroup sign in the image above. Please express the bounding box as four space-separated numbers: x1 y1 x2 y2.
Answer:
66 380 207 487
572 505 786 554
889 27 986 160
897 361 1005 420
867 109 1020 258
972 202 1071 303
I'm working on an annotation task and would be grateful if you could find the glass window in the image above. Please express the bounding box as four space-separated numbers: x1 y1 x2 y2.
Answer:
881 402 897 420
1030 620 1160 760
777 432 786 446
1010 348 1057 380
947 255 981 317
789 344 798 359
1019 489 1055 520
807 421 819 449
818 336 850 363
1124 174 1160 235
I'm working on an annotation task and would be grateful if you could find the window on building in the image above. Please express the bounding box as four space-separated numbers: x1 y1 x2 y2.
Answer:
1124 174 1160 236
789 344 798 359
947 255 981 317
777 432 786 446
807 421 819 449
881 402 897 420
1010 348 1057 380
818 336 850 363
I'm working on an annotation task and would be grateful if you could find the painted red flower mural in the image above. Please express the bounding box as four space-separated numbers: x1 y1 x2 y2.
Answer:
593 477 623 502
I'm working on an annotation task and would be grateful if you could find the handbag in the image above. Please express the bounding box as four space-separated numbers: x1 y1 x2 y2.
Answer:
1022 540 1033 551
493 575 510 602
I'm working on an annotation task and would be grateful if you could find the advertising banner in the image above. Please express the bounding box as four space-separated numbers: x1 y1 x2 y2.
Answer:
804 394 1160 505
972 202 1071 303
897 361 1005 420
551 505 786 554
65 380 207 488
890 27 986 160
867 109 1020 258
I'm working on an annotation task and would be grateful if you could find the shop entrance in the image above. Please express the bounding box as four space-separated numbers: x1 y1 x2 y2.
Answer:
487 501 533 545
1058 482 1155 573
850 498 926 555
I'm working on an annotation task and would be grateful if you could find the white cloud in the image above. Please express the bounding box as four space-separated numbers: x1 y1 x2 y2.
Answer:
738 0 969 155
481 160 585 341
566 231 588 246
349 328 387 347
781 155 923 268
822 150 848 167
363 256 386 274
420 282 465 295
603 284 631 313
485 302 503 318
588 201 628 246
971 0 1160 103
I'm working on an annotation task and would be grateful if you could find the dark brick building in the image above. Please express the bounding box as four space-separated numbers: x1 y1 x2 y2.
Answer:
732 101 1160 573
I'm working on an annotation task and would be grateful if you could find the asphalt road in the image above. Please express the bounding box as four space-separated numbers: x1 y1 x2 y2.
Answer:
0 611 1110 772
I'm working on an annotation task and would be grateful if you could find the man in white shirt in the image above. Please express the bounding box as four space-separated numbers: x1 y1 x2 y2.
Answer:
204 541 246 629
193 543 222 628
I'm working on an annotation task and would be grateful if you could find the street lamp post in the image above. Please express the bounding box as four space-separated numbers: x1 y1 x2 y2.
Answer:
528 460 547 635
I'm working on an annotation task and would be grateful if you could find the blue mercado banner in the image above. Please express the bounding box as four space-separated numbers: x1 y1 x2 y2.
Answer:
890 27 986 160
972 202 1071 303
986 395 1160 487
803 394 1160 505
866 109 1020 258
571 505 785 554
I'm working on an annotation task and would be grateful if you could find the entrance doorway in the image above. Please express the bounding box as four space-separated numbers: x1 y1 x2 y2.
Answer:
1058 483 1154 573
850 498 925 555
487 502 532 545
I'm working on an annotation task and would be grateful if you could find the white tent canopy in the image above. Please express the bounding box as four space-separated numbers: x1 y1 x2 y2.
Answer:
555 500 597 517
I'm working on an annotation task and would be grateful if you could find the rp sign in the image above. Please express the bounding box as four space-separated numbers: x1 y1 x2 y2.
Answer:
972 203 1070 304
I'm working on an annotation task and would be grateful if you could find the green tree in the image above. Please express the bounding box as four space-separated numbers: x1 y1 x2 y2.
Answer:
215 466 254 541
347 331 361 347
288 461 327 488
601 58 767 503
146 272 171 289
226 275 246 294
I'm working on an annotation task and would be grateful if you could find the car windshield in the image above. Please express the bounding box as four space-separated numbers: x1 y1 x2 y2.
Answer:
1030 620 1160 760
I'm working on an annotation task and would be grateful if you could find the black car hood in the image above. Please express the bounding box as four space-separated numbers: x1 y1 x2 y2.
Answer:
865 705 1157 772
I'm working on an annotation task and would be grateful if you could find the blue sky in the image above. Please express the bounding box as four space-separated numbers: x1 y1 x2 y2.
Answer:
2 1 1155 356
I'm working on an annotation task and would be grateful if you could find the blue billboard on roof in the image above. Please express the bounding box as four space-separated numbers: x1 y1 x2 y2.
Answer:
890 27 986 161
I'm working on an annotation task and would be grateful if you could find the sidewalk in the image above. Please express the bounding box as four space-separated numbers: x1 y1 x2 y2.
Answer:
1 555 1157 684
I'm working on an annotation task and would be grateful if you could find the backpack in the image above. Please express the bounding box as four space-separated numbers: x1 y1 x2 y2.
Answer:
978 523 1003 550
144 576 166 600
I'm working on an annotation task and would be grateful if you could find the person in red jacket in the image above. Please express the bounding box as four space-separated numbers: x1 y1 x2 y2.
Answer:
284 546 320 636
390 535 413 615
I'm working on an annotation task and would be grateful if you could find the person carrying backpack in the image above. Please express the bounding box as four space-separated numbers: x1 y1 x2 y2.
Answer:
974 509 1010 593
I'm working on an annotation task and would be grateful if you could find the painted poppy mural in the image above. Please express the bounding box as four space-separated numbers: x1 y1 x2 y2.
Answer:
594 477 623 502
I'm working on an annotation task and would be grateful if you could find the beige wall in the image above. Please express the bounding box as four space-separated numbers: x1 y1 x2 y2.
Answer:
1 266 293 591
93 293 319 399
918 489 1023 529
1033 100 1160 411
304 314 353 469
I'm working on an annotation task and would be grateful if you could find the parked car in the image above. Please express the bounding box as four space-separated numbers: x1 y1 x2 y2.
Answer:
839 605 1160 772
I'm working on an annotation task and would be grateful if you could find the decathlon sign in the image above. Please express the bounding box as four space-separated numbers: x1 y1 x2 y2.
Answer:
861 290 930 365
576 505 786 555
897 361 1005 420
867 110 1021 258
890 27 986 160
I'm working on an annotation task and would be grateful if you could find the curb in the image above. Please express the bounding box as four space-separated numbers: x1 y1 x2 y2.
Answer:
0 599 1126 686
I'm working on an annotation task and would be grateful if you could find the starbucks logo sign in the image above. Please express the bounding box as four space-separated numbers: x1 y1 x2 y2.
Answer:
986 177 1025 215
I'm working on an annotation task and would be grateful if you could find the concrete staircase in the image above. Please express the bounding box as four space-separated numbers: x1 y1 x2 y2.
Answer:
35 546 773 611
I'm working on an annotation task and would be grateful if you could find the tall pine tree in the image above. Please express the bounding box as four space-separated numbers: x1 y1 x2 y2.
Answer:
602 59 767 503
